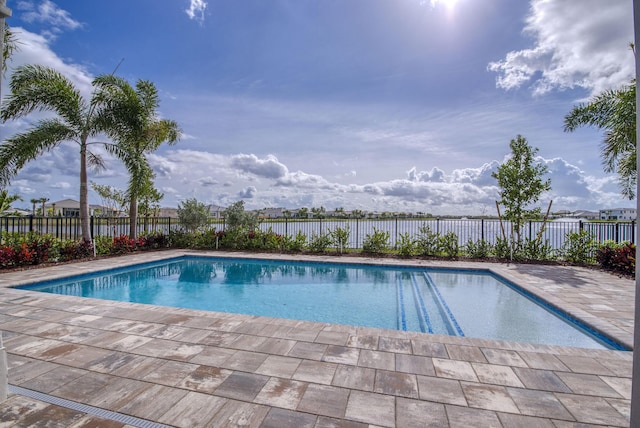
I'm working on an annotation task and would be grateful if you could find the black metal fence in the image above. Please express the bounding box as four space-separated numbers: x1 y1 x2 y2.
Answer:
0 216 635 251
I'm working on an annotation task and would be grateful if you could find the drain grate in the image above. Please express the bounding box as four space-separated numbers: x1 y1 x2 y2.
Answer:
9 385 174 428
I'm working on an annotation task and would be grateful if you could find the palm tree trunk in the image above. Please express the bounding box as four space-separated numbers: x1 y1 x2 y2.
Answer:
129 197 137 239
79 142 91 242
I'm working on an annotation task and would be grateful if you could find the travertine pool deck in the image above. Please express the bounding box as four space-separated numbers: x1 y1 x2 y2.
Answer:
0 250 634 427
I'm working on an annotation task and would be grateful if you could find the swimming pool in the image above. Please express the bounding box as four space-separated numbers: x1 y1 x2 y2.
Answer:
18 256 623 349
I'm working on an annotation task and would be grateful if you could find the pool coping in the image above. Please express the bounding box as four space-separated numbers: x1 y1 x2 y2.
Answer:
0 249 634 350
0 250 634 426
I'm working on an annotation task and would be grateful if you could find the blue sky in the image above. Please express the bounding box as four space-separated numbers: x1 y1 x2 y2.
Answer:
0 0 636 215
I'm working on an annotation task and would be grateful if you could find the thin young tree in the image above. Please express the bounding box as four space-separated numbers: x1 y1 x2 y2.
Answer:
0 65 132 242
492 135 551 247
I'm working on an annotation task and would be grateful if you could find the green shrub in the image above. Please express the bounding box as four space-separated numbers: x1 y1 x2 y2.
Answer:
331 226 350 253
177 198 211 233
438 231 459 258
168 230 197 248
192 229 220 249
281 231 306 252
494 237 512 259
260 228 283 251
415 224 440 256
94 235 113 255
308 232 332 253
398 233 418 257
362 227 390 254
521 238 554 261
464 238 493 258
562 230 598 264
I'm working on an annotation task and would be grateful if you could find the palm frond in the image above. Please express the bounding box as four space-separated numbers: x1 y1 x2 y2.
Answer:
87 151 106 172
0 119 72 186
0 65 86 127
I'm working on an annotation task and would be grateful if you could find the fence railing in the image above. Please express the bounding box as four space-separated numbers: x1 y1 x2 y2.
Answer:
0 216 635 251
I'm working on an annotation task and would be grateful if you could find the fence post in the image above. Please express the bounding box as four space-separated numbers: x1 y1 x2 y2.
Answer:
28 215 33 233
616 222 620 243
285 217 288 237
394 216 399 249
481 218 485 241
632 221 636 244
528 221 532 240
356 218 359 249
90 216 94 240
436 218 440 235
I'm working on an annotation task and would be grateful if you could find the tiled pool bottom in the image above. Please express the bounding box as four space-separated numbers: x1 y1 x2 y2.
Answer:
0 251 634 426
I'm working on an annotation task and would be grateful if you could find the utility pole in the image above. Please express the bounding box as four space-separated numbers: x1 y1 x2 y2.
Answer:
0 0 11 106
0 0 11 403
631 0 640 424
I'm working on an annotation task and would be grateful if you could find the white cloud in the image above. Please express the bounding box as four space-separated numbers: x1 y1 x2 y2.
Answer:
230 154 289 179
4 28 94 96
488 0 634 96
17 0 82 39
136 149 631 213
185 0 207 24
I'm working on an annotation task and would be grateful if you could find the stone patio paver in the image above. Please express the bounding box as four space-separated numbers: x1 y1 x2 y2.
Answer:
0 250 633 427
297 384 350 419
344 390 395 427
253 377 308 409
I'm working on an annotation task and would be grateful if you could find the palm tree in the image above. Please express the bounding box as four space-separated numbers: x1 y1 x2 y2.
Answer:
39 197 49 216
564 81 636 198
0 65 131 242
297 207 309 219
93 75 180 238
29 198 37 216
0 189 21 214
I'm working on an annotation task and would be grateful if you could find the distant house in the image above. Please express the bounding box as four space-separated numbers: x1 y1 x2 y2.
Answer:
44 199 103 217
599 208 636 221
209 205 225 219
157 205 226 219
260 208 286 219
552 210 599 220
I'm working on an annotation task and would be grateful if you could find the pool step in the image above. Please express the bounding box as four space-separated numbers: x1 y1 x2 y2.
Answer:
394 273 465 336
423 272 465 337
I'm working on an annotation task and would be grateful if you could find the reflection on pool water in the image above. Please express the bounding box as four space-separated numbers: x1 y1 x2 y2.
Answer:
18 256 624 350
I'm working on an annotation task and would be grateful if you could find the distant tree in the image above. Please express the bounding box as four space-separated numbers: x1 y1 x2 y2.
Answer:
137 175 164 218
223 201 259 233
564 81 636 198
91 182 127 216
177 198 210 233
29 198 38 216
39 197 48 216
297 207 309 219
492 135 551 245
311 206 326 219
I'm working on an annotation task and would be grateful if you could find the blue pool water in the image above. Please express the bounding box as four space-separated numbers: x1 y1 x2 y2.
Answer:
19 256 623 349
